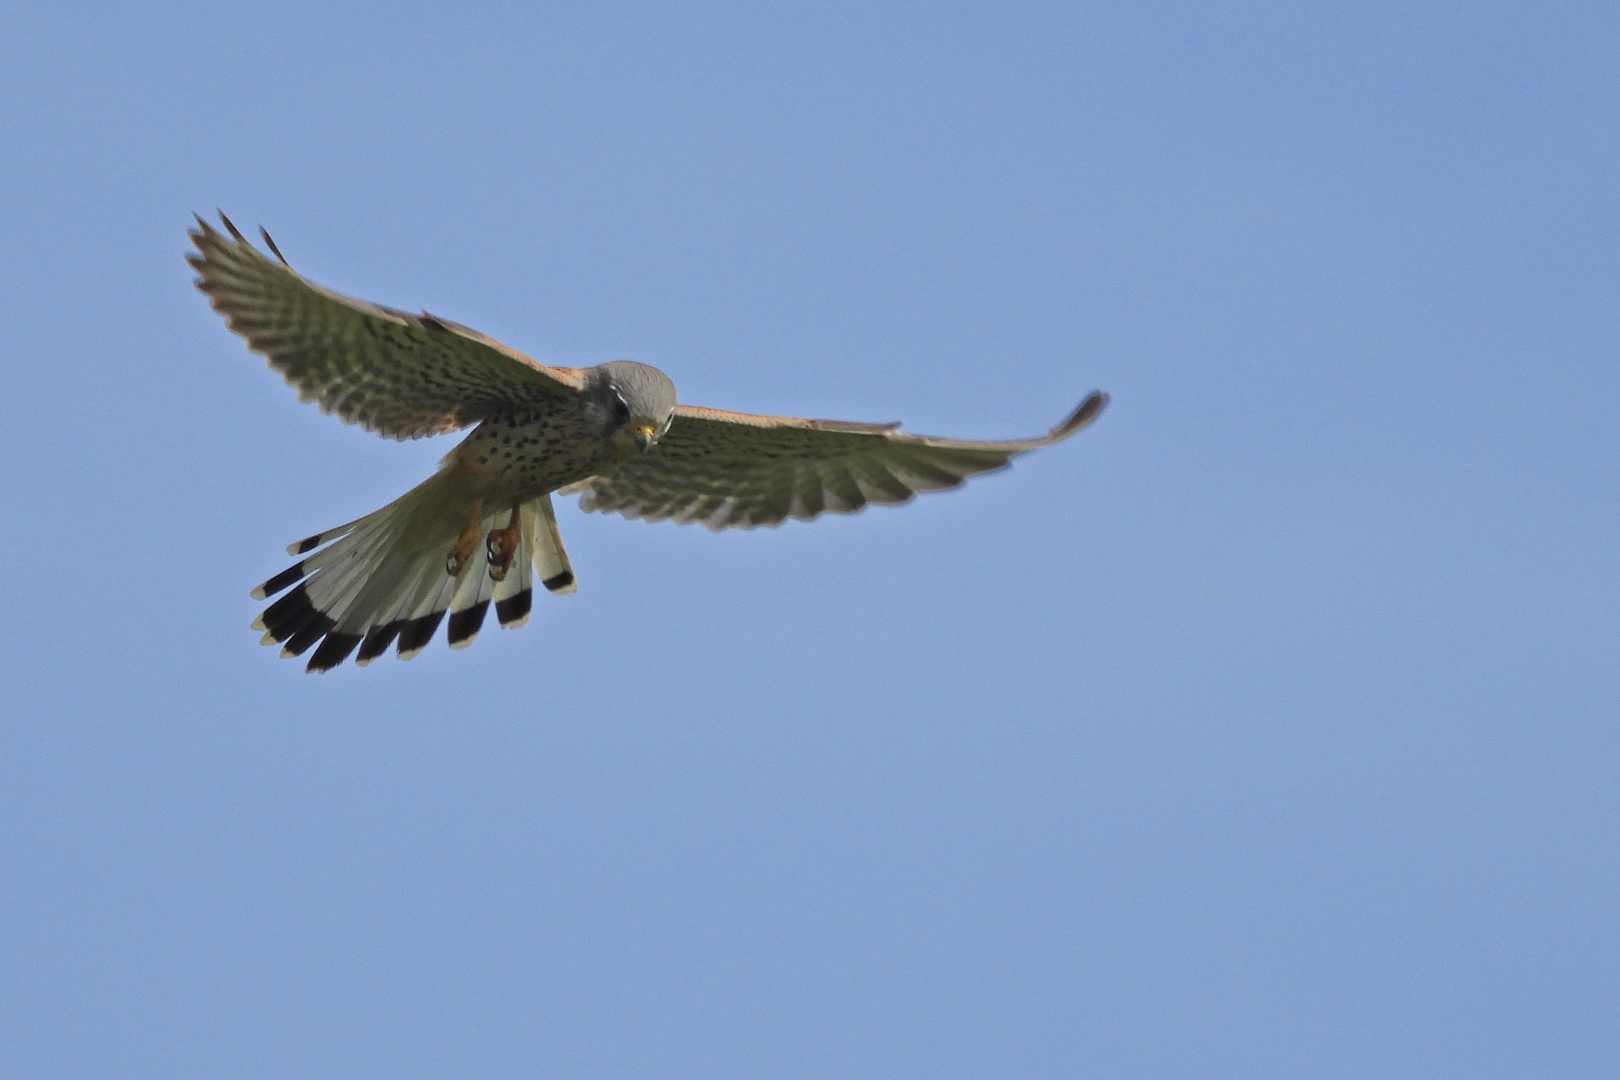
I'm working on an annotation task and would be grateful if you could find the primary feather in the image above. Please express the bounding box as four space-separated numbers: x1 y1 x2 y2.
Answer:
576 392 1109 530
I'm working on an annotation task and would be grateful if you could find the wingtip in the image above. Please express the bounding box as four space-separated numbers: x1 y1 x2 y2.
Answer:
218 211 247 244
190 211 256 251
1054 390 1108 439
259 225 290 266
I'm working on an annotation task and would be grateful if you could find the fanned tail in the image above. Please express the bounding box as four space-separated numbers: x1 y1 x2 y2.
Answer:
251 474 577 673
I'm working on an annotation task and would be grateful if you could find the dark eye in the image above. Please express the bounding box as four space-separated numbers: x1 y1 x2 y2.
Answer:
611 392 631 419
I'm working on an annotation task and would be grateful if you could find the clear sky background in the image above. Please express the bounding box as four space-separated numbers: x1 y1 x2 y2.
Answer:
2 3 1616 1077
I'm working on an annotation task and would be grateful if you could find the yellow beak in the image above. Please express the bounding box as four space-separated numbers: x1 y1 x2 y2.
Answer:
632 422 657 452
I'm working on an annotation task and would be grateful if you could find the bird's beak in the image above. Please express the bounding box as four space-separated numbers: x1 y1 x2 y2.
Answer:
632 422 657 453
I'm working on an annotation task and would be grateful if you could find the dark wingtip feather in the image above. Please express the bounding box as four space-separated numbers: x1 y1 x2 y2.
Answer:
259 226 290 266
218 211 247 244
1054 391 1109 440
541 571 574 594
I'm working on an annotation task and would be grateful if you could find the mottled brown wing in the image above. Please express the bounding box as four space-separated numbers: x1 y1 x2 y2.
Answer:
189 215 586 439
576 391 1108 530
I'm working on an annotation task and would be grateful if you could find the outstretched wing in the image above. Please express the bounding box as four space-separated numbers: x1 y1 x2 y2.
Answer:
189 214 586 439
575 391 1108 530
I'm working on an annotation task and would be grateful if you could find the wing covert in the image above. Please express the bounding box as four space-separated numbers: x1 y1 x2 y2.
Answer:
576 391 1108 530
189 214 585 439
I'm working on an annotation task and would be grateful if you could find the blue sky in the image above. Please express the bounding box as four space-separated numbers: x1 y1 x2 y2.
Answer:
2 3 1616 1077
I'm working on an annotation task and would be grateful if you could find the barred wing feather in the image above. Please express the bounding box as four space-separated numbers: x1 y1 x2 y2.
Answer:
188 214 586 439
578 391 1108 530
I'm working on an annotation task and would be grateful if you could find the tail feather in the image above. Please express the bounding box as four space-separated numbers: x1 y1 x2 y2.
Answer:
300 517 404 628
250 472 581 672
354 545 451 664
264 511 410 651
397 569 461 660
446 532 495 649
286 519 363 556
395 607 448 661
355 621 402 667
446 597 491 649
492 509 534 629
281 615 334 659
253 508 396 604
257 581 327 645
259 587 331 652
250 561 308 602
306 628 364 671
347 547 447 667
345 544 439 650
526 494 577 594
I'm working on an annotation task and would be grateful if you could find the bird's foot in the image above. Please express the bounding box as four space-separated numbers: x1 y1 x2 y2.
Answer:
446 515 483 577
486 511 520 581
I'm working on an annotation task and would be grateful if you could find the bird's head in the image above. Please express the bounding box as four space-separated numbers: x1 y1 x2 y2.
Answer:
591 360 677 454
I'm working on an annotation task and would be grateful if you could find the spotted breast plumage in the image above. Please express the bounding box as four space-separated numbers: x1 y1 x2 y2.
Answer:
189 214 1109 672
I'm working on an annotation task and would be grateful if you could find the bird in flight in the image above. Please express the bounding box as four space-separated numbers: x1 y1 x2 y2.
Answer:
190 214 1108 672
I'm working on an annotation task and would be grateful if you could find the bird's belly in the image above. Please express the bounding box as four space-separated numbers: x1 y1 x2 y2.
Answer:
449 415 618 503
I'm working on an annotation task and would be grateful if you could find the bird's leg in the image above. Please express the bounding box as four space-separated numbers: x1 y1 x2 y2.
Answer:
486 504 522 582
445 498 485 577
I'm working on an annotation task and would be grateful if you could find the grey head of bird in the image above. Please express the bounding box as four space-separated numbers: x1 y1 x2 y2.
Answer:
586 360 678 453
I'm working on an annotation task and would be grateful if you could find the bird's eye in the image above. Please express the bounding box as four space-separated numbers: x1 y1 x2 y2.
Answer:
611 392 631 419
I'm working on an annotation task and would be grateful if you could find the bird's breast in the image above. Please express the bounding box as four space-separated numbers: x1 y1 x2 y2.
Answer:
450 413 620 501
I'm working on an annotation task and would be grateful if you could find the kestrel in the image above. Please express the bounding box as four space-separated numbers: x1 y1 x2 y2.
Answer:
190 215 1109 672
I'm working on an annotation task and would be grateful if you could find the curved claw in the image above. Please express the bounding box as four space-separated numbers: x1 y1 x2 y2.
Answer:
486 517 520 581
446 514 483 577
